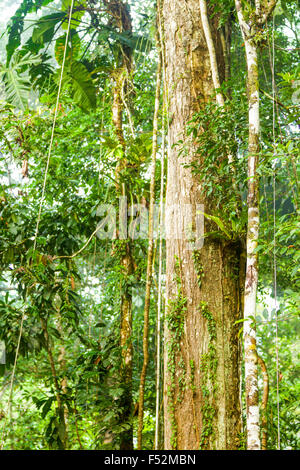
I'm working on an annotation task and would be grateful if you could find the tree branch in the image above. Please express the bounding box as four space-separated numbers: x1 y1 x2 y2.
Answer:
257 0 278 25
234 0 250 39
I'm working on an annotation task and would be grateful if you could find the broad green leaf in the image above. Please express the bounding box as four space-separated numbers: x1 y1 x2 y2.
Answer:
54 31 80 65
32 12 66 45
198 210 231 239
6 0 55 64
62 61 97 111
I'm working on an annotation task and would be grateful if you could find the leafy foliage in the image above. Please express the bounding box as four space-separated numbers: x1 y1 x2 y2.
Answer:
6 0 55 64
0 0 298 452
62 61 97 111
0 51 41 109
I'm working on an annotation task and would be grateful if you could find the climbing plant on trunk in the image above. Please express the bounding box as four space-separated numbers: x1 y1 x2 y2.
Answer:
137 29 162 449
105 0 135 450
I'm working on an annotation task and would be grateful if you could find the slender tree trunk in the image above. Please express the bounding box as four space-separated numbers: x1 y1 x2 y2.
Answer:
163 0 242 450
155 4 167 449
235 0 278 449
105 0 134 450
137 36 162 450
242 37 261 451
235 0 266 450
57 314 68 448
112 68 134 452
220 22 232 84
119 243 134 450
199 0 234 167
199 0 224 107
257 355 269 450
40 318 67 449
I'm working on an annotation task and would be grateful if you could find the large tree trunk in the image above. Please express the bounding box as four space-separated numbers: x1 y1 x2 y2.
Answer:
163 0 242 450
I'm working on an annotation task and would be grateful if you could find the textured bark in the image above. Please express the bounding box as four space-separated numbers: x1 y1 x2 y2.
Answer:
155 5 166 449
137 44 162 449
235 0 262 451
119 242 134 450
107 0 134 450
257 355 269 450
57 315 69 448
220 23 232 84
41 318 67 449
199 0 234 167
163 0 242 450
199 0 224 107
244 39 261 452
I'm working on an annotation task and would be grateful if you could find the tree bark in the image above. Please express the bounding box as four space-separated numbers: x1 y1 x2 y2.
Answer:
163 0 242 450
199 0 224 107
235 0 263 450
40 317 68 449
137 38 162 449
243 38 261 452
257 355 269 450
106 0 134 450
57 313 69 448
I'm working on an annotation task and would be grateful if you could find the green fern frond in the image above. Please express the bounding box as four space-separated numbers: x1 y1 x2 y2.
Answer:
62 61 97 112
0 51 41 110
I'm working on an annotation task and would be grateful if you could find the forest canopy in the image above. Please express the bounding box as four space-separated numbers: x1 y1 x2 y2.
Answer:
0 0 299 451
